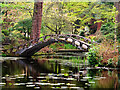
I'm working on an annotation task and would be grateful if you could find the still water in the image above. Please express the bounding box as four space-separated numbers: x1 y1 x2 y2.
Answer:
0 54 120 90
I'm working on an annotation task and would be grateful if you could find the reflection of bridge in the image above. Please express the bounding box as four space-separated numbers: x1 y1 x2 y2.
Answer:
3 34 97 57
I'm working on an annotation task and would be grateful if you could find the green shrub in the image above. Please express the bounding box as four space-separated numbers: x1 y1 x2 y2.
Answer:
87 47 101 67
107 58 113 66
105 33 115 40
2 29 10 36
118 56 120 67
49 42 77 50
100 22 115 35
2 53 6 57
64 43 77 49
118 38 120 43
79 30 85 36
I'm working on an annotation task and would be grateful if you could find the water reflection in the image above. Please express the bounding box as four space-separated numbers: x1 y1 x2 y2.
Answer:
93 70 119 89
1 57 120 90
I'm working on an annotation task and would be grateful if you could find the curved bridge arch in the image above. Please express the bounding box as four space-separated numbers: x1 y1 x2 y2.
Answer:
3 34 97 57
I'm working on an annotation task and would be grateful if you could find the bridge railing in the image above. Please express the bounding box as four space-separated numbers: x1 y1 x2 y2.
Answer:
57 35 91 45
59 34 97 44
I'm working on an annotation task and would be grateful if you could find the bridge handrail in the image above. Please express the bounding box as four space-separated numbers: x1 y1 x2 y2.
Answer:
60 34 98 44
57 35 91 46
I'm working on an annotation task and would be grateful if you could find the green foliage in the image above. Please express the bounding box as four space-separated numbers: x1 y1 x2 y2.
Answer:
49 43 59 50
1 2 33 27
71 57 81 64
100 22 115 41
79 30 85 36
14 18 32 40
118 39 120 43
14 18 32 31
2 53 6 57
2 33 6 42
9 83 12 86
119 48 120 54
2 29 9 36
39 33 44 41
1 2 33 44
100 22 115 35
10 30 24 39
43 2 73 34
87 47 101 67
2 30 24 46
118 56 120 66
64 2 116 28
1 3 26 9
64 44 77 49
49 42 77 50
88 69 100 77
104 33 115 40
107 58 113 66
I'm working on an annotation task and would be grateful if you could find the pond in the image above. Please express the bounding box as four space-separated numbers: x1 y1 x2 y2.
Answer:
0 53 120 90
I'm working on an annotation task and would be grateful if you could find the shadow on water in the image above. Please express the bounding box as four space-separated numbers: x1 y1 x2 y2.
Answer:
1 56 120 90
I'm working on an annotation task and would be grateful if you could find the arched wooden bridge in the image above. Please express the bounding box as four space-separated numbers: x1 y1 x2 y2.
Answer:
2 34 97 57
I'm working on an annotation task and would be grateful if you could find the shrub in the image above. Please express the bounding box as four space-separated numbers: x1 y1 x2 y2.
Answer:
88 38 119 67
49 42 77 50
79 30 85 36
100 22 115 35
105 33 115 40
2 29 10 36
87 46 101 67
118 56 120 67
107 58 113 66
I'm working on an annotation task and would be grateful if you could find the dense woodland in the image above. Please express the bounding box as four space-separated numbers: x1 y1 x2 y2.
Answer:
1 1 120 67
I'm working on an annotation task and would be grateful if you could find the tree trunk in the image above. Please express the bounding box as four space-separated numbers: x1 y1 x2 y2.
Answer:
30 1 43 43
97 20 102 32
55 24 58 34
95 19 102 35
114 2 120 39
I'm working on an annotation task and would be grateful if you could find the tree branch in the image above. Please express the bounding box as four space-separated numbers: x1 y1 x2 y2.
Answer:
45 25 55 32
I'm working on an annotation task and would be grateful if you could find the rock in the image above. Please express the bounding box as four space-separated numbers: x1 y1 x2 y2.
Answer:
59 38 65 41
75 41 80 46
67 38 73 43
82 44 88 49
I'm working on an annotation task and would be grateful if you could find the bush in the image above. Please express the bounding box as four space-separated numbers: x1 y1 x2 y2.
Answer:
49 42 77 50
87 47 101 67
87 38 119 67
107 58 113 66
79 30 85 36
118 56 120 67
100 22 115 35
64 43 77 49
2 29 10 36
118 38 120 43
105 33 115 40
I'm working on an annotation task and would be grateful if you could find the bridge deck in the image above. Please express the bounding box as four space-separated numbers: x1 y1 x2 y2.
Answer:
2 34 98 57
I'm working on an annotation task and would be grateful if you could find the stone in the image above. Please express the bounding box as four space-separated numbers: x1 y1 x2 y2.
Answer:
59 38 65 41
82 44 88 49
75 41 80 46
67 38 73 43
